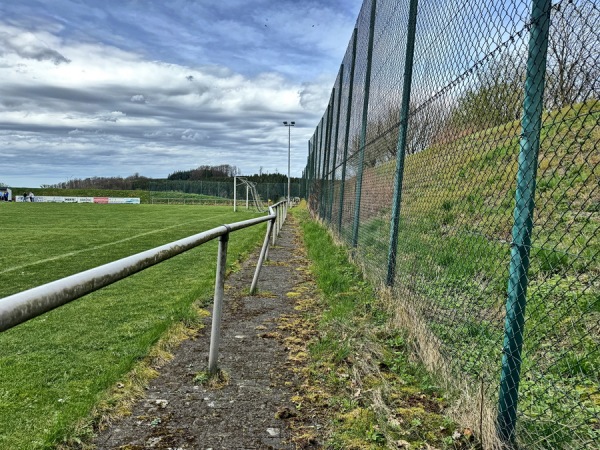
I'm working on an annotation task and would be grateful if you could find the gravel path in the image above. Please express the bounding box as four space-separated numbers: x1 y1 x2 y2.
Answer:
93 216 314 450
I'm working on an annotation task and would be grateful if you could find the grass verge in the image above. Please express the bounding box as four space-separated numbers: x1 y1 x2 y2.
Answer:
289 207 478 449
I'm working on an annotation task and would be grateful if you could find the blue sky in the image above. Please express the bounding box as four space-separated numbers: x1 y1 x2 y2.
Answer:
0 0 362 187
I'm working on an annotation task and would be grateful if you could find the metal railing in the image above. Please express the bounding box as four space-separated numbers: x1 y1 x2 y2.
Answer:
0 201 288 375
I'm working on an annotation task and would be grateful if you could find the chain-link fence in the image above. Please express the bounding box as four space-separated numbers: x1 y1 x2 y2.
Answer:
302 0 599 448
149 180 301 203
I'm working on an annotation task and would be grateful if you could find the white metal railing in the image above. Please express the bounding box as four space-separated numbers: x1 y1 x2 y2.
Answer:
0 201 288 374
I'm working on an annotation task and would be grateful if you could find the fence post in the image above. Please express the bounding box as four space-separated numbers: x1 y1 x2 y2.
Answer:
338 28 358 235
352 0 377 249
316 119 324 218
497 0 551 445
320 110 330 220
250 219 274 295
322 92 334 222
308 142 312 200
272 205 277 246
329 67 344 224
208 230 230 375
386 0 419 287
233 176 237 212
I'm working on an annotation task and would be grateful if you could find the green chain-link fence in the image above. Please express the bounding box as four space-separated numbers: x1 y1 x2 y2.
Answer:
149 180 301 203
303 0 599 448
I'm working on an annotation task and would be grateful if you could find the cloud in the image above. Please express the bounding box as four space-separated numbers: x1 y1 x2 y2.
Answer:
181 129 206 141
96 111 126 122
0 1 364 186
130 94 146 103
0 25 71 64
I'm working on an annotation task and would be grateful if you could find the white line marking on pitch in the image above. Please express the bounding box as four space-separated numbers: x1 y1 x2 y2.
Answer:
0 214 231 276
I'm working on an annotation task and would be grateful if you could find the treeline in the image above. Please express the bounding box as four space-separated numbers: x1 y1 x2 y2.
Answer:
47 166 300 191
168 164 240 181
168 165 299 184
45 173 152 190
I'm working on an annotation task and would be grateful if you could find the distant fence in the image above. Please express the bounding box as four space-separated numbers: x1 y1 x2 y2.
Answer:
150 197 234 206
149 180 301 202
302 0 599 448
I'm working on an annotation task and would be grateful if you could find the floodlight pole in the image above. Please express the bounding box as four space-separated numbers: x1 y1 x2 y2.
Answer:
283 121 295 204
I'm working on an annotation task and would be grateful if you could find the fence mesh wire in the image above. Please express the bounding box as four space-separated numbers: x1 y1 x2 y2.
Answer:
303 0 599 448
149 180 300 203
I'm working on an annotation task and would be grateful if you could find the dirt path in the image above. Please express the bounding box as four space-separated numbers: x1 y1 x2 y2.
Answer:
93 215 317 450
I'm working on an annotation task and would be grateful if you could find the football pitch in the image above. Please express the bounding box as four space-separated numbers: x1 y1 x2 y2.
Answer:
0 203 266 449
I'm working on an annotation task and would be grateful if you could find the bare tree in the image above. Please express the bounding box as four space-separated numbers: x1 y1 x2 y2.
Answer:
546 1 600 109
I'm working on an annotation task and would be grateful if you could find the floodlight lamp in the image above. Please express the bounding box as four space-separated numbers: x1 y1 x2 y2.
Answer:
291 121 295 125
283 121 288 125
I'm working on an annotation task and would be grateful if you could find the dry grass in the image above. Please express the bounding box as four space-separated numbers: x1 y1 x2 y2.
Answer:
380 286 503 450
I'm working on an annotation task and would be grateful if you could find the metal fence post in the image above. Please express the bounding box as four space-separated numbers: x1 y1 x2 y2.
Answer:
322 94 334 222
320 110 330 220
338 29 358 235
329 74 343 224
497 0 551 444
208 230 230 375
272 205 277 246
352 0 377 249
308 144 312 199
309 139 315 201
317 118 324 218
250 219 274 295
386 0 419 287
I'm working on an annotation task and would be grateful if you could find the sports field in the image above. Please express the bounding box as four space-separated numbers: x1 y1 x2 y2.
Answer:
0 203 266 449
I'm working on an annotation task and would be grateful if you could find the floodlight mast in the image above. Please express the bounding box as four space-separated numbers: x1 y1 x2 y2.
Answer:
283 121 295 205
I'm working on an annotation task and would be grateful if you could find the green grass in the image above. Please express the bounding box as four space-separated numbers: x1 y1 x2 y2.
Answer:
0 203 266 449
295 208 468 449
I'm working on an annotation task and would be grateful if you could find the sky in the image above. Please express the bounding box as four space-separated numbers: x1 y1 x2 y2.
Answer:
0 0 363 187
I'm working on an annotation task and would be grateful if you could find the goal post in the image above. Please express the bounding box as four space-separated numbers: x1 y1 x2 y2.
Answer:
234 177 268 213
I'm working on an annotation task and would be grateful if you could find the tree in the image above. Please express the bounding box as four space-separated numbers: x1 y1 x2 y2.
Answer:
450 55 524 133
545 1 600 109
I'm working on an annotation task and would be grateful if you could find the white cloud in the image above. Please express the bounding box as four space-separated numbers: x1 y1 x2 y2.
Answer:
0 0 363 186
130 94 146 103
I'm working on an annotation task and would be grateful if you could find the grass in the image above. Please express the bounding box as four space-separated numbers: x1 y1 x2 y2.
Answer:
323 100 599 448
293 207 476 449
0 203 266 449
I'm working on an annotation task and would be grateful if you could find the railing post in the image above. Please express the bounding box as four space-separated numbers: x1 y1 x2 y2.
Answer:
233 176 237 212
497 0 551 445
250 219 275 295
272 205 277 246
386 0 419 287
208 230 230 375
338 28 358 235
352 0 377 249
